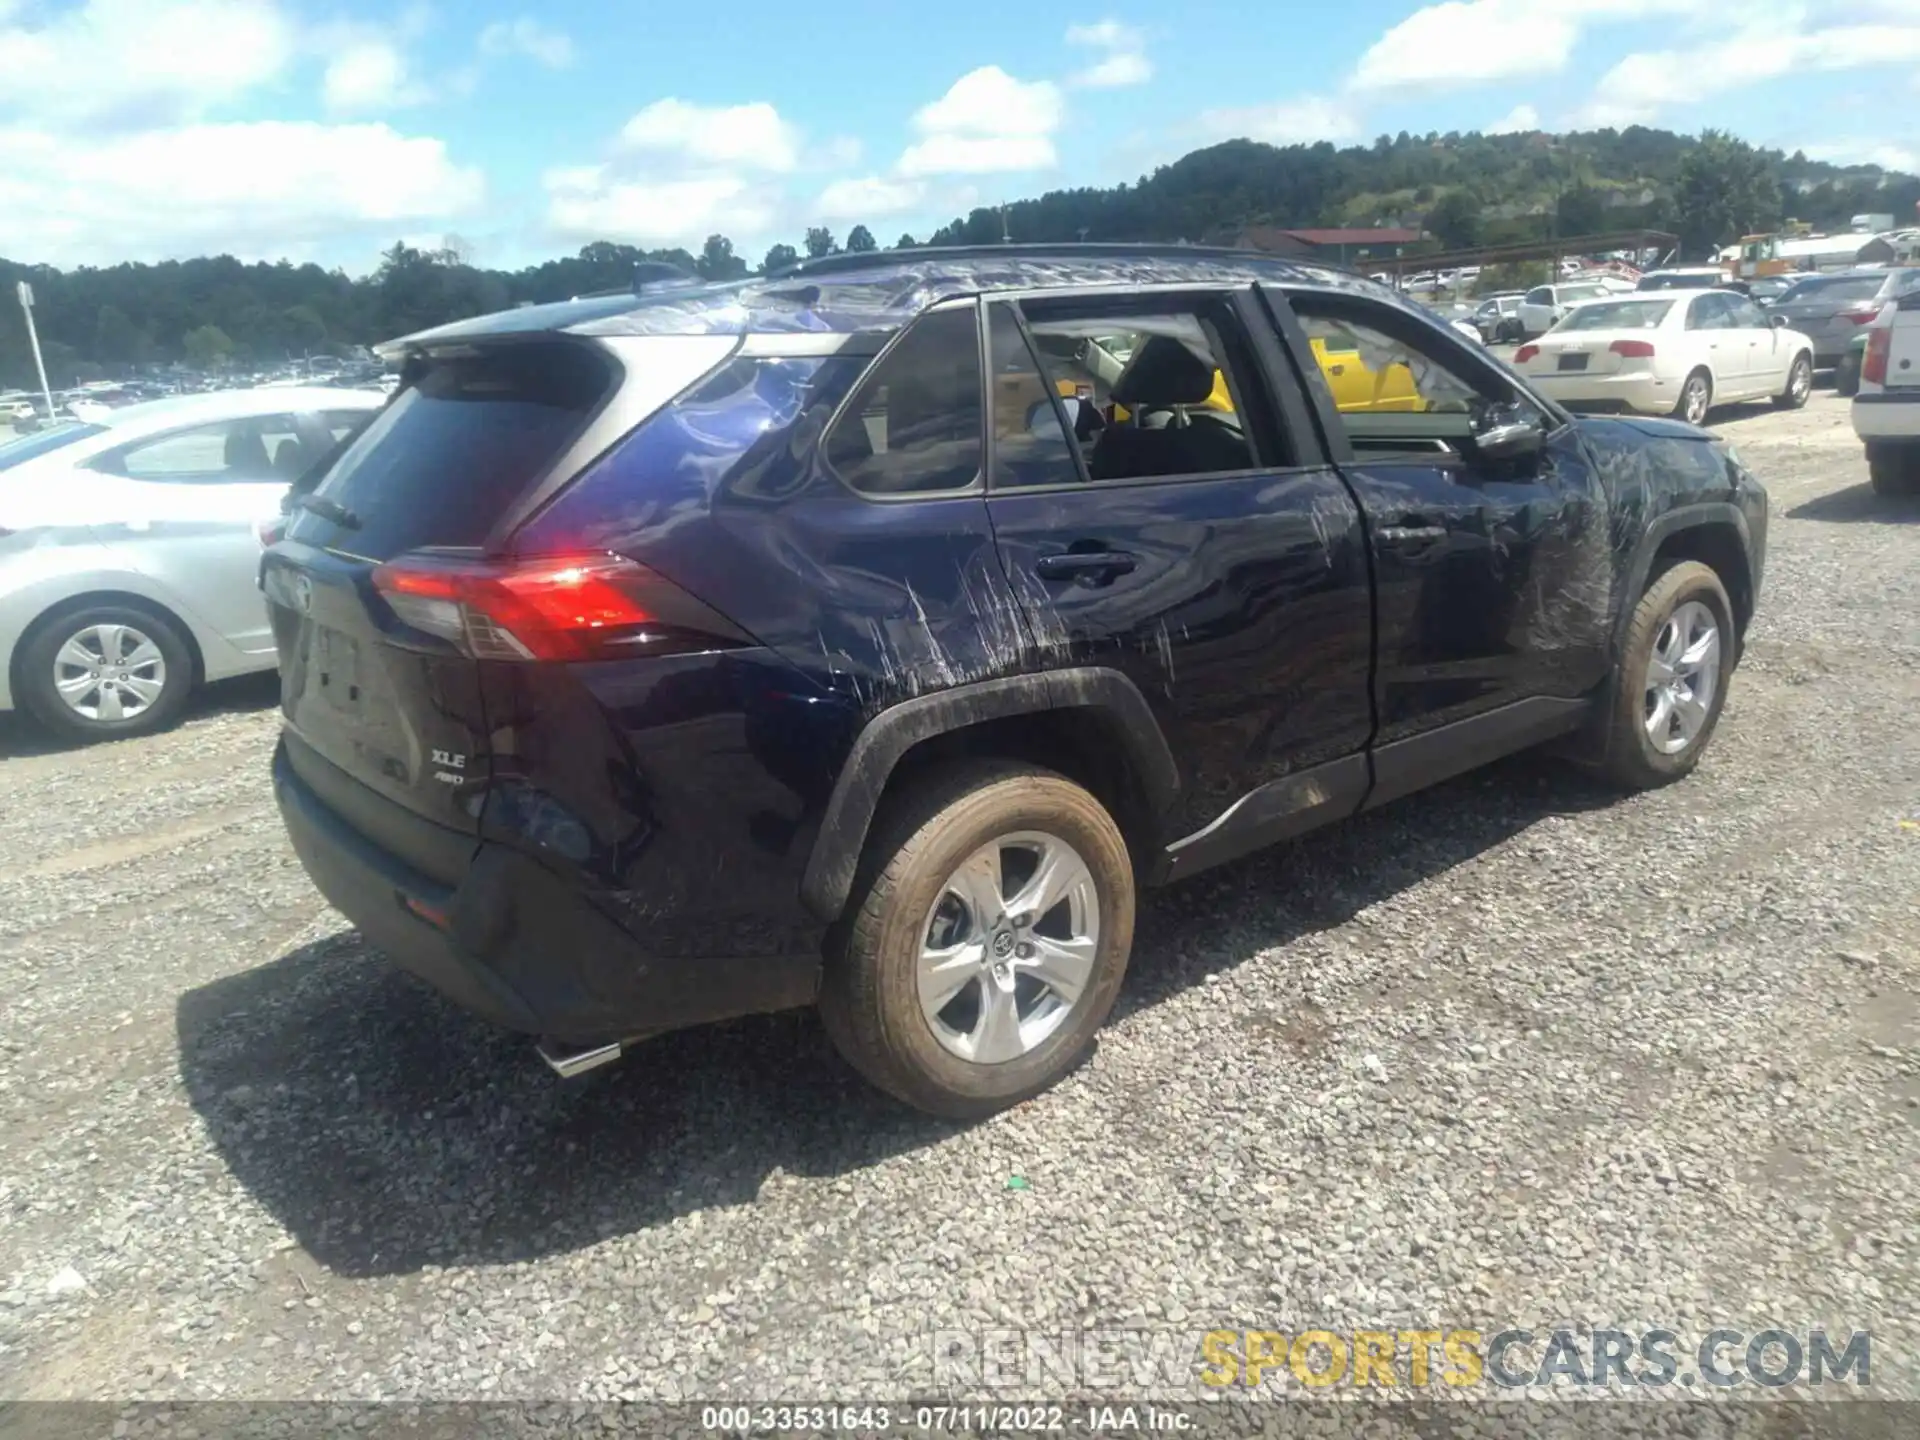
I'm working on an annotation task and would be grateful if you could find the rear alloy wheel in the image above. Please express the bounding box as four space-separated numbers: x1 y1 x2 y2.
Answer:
1598 561 1734 790
820 760 1134 1119
1867 444 1920 497
1674 370 1713 427
18 604 194 742
1773 353 1812 410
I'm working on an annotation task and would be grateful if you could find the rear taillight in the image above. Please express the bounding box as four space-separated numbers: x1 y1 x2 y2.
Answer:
1514 344 1540 364
370 551 749 661
1864 327 1892 387
1844 302 1884 325
256 517 285 547
1609 339 1656 359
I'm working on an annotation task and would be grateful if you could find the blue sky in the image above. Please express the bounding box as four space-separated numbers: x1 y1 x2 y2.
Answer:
1 0 1916 272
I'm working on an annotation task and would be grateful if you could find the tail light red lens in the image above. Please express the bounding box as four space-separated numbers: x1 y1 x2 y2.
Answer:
1844 303 1884 325
1514 344 1540 364
371 552 748 661
1609 339 1656 358
1864 327 1892 387
256 516 286 547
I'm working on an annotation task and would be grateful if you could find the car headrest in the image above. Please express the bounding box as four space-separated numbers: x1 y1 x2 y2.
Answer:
224 428 271 473
1111 335 1216 408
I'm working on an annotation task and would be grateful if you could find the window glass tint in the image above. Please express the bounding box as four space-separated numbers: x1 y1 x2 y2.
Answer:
1786 274 1888 303
1298 313 1479 414
1560 300 1673 331
288 341 610 558
824 307 982 495
1524 287 1552 304
105 415 302 484
0 421 103 472
987 303 1082 490
1727 297 1769 329
1020 300 1261 483
323 409 375 444
1290 298 1533 457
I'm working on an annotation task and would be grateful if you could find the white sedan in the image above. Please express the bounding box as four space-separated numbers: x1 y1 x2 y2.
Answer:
1512 290 1815 425
0 386 383 741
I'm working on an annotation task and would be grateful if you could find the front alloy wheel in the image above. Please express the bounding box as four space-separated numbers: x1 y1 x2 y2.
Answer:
18 603 195 742
1643 600 1720 756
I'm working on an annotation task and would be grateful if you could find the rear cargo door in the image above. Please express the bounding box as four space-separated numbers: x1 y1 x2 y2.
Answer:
262 339 631 833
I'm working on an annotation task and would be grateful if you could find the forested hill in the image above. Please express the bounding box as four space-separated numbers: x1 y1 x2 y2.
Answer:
5 125 1916 389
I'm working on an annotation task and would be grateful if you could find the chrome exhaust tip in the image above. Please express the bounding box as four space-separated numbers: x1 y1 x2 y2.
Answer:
536 1038 624 1078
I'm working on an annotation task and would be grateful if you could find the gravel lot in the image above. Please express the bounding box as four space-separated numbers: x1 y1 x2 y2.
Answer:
1 390 1915 1403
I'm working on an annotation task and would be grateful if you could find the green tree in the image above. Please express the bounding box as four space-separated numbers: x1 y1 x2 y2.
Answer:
761 242 799 274
894 233 918 249
804 226 836 258
1424 189 1483 249
93 304 152 367
696 234 748 281
182 324 234 368
1555 183 1608 238
1673 130 1783 259
845 225 877 253
281 304 328 353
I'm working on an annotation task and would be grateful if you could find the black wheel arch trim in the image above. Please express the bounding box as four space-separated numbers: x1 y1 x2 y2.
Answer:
1616 501 1753 656
798 667 1181 923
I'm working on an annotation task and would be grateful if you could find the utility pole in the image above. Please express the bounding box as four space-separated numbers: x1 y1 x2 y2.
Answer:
1000 204 1011 245
16 281 56 423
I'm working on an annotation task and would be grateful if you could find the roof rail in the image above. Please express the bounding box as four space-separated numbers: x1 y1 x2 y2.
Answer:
768 241 1286 278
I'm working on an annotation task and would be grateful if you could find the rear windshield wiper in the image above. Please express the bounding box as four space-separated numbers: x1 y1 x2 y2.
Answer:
287 493 362 531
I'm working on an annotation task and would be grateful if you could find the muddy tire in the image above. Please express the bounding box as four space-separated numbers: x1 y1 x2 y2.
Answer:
1598 561 1735 791
819 760 1135 1119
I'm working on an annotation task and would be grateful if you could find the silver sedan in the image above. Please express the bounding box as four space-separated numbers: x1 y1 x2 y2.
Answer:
0 386 383 741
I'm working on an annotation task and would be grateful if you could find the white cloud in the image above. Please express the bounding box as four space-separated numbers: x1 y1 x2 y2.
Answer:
1486 102 1540 134
0 0 294 129
322 40 430 113
1200 94 1361 146
0 121 484 264
898 66 1064 176
545 172 776 248
815 175 928 222
1351 0 1685 91
1572 14 1920 125
1066 18 1152 88
619 97 800 172
478 16 574 69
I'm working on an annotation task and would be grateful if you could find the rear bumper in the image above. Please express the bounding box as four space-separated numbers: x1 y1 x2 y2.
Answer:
1853 389 1920 443
1531 372 1672 416
272 738 821 1045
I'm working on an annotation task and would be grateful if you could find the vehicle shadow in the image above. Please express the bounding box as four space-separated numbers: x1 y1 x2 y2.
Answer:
0 671 280 759
1786 484 1920 525
175 750 1619 1280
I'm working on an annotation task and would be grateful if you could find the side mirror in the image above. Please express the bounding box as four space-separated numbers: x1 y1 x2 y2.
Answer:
1474 415 1544 460
1769 314 1788 329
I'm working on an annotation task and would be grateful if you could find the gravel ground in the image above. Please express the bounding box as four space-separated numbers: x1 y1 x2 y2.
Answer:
0 390 1915 1404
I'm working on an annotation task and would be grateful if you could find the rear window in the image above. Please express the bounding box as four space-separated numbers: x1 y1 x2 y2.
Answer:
0 421 104 472
1560 300 1674 331
1780 274 1885 303
287 342 611 558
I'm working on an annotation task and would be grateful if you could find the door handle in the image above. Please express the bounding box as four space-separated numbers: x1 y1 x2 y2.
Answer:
1034 550 1140 582
1377 523 1448 546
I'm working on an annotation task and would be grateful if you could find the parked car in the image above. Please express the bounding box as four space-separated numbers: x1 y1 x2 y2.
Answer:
1517 281 1612 338
259 245 1769 1118
1472 293 1526 343
1512 290 1814 424
1767 267 1920 369
0 387 382 740
1747 276 1794 305
1637 267 1733 293
1852 284 1920 494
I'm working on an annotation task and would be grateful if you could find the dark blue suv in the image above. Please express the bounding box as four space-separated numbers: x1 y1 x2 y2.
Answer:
264 245 1767 1117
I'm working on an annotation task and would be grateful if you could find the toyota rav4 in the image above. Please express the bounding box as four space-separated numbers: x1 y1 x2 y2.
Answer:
263 245 1767 1118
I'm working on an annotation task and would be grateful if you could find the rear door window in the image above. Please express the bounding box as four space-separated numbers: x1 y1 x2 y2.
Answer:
823 306 983 496
97 415 301 484
287 341 612 557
